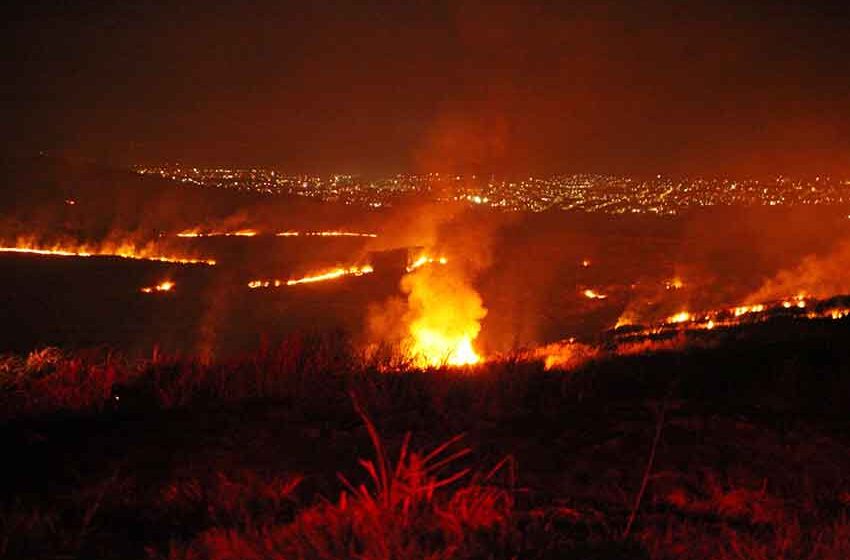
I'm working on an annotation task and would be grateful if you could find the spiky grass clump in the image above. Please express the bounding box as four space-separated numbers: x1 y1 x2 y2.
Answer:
169 396 513 560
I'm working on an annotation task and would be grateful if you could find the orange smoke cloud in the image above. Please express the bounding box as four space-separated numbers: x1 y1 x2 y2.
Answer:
747 240 850 303
414 112 510 174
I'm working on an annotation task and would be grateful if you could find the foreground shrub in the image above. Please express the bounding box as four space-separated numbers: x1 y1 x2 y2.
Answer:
165 397 513 560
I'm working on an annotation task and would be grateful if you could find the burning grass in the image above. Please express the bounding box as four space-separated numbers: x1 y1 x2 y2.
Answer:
612 293 850 341
141 280 175 294
248 265 375 289
365 253 486 368
405 254 448 273
175 229 378 238
401 265 486 367
177 229 259 238
276 231 378 238
0 236 216 265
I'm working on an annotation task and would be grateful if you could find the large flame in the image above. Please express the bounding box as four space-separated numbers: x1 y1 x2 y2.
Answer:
248 265 374 288
0 238 216 265
401 265 486 367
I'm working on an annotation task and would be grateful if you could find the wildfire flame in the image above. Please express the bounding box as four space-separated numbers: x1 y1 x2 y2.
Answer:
406 255 448 273
732 304 765 317
275 231 378 238
0 239 216 265
665 278 684 290
175 229 377 238
667 311 692 324
401 265 486 368
248 265 374 288
614 312 636 329
177 229 257 238
533 339 599 371
583 288 608 300
615 290 850 340
141 280 175 294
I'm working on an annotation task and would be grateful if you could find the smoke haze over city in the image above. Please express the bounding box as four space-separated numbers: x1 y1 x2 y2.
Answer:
3 0 850 177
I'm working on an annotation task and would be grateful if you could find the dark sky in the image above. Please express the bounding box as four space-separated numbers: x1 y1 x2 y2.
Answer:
2 0 850 177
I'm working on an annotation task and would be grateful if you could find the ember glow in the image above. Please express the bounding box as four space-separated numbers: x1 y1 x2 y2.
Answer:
248 265 374 289
401 265 486 368
0 239 216 265
141 280 174 294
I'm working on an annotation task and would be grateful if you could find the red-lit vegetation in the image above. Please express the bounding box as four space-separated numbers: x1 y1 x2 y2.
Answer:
4 321 850 558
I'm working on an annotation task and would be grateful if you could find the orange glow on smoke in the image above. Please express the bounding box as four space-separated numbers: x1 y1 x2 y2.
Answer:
141 280 175 293
0 239 216 265
248 265 374 289
401 264 485 368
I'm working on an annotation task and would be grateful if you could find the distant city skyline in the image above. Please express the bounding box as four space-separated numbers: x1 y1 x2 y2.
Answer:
136 164 850 215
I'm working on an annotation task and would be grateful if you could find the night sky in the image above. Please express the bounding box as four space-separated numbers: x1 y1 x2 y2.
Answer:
3 0 850 177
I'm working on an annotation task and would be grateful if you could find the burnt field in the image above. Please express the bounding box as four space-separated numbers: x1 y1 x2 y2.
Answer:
3 319 850 558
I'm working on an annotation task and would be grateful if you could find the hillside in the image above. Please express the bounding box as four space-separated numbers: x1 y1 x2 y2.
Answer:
3 318 850 558
0 155 376 238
